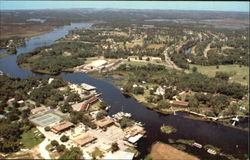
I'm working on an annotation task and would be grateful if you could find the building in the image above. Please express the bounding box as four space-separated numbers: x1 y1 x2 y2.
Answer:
84 60 107 70
95 117 114 129
155 86 165 95
170 100 189 108
124 125 145 137
31 106 47 115
72 102 86 112
72 133 97 146
81 83 96 91
51 121 74 134
72 96 99 112
7 98 15 104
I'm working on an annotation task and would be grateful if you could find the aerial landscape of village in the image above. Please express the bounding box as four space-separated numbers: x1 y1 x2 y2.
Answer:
0 1 249 160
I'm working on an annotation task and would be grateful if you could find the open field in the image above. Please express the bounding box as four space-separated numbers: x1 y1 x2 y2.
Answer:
21 128 45 149
190 64 249 85
0 23 58 39
149 142 199 160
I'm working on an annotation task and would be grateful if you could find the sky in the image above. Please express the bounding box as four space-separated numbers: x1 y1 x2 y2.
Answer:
0 1 249 12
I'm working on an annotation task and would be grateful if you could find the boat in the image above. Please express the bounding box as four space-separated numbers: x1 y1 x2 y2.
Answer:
207 149 217 155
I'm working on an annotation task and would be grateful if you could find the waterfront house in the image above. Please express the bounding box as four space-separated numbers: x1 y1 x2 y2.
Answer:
170 100 189 108
95 117 114 129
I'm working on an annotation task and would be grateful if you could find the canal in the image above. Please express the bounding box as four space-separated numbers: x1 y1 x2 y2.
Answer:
0 22 248 160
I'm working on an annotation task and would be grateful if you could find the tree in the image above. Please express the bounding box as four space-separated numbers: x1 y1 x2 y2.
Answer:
99 101 108 110
56 144 66 152
157 100 171 109
96 110 107 120
191 66 197 73
51 140 59 147
44 126 50 132
133 87 144 94
7 47 17 54
119 117 133 129
60 102 72 113
146 96 155 103
60 135 69 142
66 93 81 102
215 72 230 81
59 147 83 159
111 142 119 152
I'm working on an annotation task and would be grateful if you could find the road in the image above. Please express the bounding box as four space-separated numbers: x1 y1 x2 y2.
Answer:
163 47 182 70
38 138 51 159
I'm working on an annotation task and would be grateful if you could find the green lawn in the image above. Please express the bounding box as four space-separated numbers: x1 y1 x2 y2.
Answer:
190 64 249 85
125 60 166 67
21 128 45 149
125 61 150 66
88 101 101 112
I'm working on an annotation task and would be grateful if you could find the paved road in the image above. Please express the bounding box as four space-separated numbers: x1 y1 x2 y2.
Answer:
163 47 182 70
38 138 51 159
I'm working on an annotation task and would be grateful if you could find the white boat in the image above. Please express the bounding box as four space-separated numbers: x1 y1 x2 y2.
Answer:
207 149 217 155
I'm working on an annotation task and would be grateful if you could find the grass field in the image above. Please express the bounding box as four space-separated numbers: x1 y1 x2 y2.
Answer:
149 142 199 160
190 64 249 85
21 128 45 149
125 60 165 67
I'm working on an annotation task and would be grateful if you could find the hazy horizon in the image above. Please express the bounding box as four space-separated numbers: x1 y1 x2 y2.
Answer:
0 1 249 12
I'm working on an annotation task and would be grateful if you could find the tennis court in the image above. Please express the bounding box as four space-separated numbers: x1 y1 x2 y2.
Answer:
30 112 62 127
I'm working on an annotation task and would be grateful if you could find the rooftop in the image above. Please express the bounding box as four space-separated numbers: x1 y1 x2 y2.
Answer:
81 83 96 91
31 106 47 114
51 121 74 133
170 100 189 107
124 125 145 137
95 117 114 128
72 133 97 146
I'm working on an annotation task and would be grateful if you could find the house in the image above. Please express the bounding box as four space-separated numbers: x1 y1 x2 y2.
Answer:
154 86 165 95
72 133 97 146
20 106 29 111
95 117 114 129
124 125 145 137
84 60 107 70
132 84 138 88
7 98 15 104
72 96 99 112
31 106 47 115
17 100 24 104
51 121 74 134
170 100 189 108
72 102 86 112
81 83 96 91
48 78 54 84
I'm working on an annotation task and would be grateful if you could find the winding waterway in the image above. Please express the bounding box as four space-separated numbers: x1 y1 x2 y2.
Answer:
0 23 248 160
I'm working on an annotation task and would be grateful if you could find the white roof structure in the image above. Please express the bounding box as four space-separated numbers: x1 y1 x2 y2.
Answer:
48 78 54 84
128 134 143 143
81 83 96 91
88 60 107 68
155 86 165 95
103 151 135 160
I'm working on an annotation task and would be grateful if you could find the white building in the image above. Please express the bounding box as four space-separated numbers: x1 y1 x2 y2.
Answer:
84 60 107 70
155 86 165 95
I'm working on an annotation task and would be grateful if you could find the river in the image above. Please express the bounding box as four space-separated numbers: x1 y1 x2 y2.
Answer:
0 22 248 160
